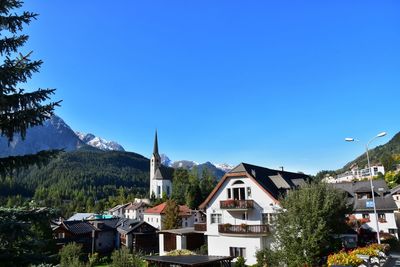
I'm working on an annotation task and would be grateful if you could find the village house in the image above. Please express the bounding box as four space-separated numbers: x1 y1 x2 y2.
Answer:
53 218 158 254
124 201 150 220
117 218 158 253
199 163 308 265
143 202 195 230
109 203 130 218
332 180 399 239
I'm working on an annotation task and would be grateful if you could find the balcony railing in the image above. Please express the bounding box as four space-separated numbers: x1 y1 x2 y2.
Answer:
194 223 207 232
220 199 254 209
218 224 269 235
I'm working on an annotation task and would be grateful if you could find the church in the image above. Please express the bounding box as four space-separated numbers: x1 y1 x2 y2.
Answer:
149 131 173 199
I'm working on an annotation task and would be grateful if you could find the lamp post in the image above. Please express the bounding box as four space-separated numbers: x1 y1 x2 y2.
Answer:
345 132 387 244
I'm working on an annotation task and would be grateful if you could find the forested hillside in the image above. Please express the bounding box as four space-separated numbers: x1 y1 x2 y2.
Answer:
1 147 153 216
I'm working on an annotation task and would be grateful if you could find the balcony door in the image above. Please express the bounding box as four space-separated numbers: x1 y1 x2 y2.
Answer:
233 187 246 200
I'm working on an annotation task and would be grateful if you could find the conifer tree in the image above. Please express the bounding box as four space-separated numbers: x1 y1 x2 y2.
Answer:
163 199 181 230
0 0 61 176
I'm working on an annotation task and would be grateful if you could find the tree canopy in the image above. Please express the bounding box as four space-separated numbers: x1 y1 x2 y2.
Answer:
271 182 351 266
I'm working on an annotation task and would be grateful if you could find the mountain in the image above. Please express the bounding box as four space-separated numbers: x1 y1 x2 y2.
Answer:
76 132 125 151
160 155 233 179
0 115 84 157
338 131 400 173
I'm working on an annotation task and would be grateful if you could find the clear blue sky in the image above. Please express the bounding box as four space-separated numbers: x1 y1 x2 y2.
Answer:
22 1 399 174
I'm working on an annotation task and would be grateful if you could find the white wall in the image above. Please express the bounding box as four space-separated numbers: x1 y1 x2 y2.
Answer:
144 214 163 229
354 212 398 238
208 235 270 265
205 175 277 264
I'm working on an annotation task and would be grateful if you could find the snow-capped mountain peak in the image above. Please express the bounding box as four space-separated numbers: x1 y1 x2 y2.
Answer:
213 163 234 173
75 131 125 151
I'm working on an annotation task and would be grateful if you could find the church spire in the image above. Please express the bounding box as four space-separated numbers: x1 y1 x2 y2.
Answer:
153 130 159 155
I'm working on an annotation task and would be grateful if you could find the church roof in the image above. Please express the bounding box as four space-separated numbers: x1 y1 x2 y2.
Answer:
154 166 173 180
153 130 159 155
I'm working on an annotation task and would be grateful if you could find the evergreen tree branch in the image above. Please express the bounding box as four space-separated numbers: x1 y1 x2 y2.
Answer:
0 11 37 33
0 101 62 141
0 88 57 112
0 34 28 55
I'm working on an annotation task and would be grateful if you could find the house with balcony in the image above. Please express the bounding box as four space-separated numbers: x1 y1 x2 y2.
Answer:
332 180 398 239
199 163 308 265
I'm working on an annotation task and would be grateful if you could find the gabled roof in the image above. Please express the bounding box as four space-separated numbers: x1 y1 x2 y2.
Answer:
199 162 309 209
154 166 173 180
109 203 130 213
125 201 149 211
144 202 192 216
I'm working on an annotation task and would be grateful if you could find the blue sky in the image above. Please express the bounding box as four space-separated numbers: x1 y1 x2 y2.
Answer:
22 1 399 174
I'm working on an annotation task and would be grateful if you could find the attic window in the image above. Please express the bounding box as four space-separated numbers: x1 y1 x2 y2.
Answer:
232 180 244 185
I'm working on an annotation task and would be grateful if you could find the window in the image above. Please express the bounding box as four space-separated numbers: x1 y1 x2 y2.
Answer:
166 186 170 196
185 222 188 227
233 187 245 200
247 187 251 197
157 186 161 196
378 213 386 222
232 180 244 185
227 188 231 199
230 247 246 257
362 213 370 219
211 214 222 224
242 213 247 220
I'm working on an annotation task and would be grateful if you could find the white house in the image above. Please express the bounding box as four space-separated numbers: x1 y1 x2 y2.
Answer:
124 201 149 221
109 203 130 218
199 163 308 265
143 202 195 230
333 180 398 239
333 165 385 183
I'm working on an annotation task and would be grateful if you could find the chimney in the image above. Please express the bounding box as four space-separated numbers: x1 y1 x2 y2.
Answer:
279 166 284 171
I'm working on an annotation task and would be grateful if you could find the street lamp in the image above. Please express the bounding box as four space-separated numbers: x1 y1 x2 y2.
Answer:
345 132 387 244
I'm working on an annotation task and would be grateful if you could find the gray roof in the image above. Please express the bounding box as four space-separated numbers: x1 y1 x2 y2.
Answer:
354 196 397 212
154 166 173 180
117 219 157 234
391 184 400 195
67 213 95 221
62 218 122 235
159 227 203 235
109 203 130 213
332 180 389 197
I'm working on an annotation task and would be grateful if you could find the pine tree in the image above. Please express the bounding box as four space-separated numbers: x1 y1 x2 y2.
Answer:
163 199 181 230
0 0 61 176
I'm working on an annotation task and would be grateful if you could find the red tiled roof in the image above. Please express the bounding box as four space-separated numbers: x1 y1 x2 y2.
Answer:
144 202 192 217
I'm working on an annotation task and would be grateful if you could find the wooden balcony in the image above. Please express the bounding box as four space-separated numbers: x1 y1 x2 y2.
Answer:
220 199 254 210
194 223 207 232
218 224 269 236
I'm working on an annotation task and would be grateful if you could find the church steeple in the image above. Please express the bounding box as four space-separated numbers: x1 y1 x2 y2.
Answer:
153 130 159 156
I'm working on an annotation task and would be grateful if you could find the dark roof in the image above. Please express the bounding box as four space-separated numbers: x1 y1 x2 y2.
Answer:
200 162 309 208
154 166 173 180
62 218 120 235
232 163 309 200
153 130 159 155
332 180 389 197
391 184 400 195
144 255 234 266
354 196 398 212
62 220 96 235
116 218 142 234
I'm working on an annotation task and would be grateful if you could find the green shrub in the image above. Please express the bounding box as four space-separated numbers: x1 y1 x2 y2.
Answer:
235 256 246 267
